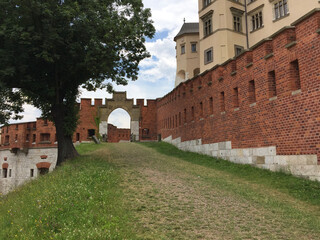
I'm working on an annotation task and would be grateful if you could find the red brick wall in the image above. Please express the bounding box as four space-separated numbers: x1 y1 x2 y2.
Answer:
0 118 57 150
107 124 130 142
157 11 320 161
73 98 101 142
137 99 158 141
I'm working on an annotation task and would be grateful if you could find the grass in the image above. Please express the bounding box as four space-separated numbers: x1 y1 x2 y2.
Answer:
1 142 320 239
142 142 320 206
0 143 135 240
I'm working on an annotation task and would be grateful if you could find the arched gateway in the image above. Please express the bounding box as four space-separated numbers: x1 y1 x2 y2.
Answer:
98 92 141 141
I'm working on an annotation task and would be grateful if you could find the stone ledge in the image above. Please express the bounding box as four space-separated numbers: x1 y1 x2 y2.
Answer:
245 62 253 68
292 89 302 96
264 53 274 60
285 41 297 49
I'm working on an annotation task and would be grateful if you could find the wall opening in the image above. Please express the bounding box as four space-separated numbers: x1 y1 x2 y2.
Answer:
233 87 239 108
38 168 49 175
290 60 301 91
107 108 131 143
249 80 256 104
268 70 277 98
2 168 7 178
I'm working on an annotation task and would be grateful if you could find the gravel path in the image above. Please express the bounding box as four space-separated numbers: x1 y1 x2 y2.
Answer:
95 143 320 240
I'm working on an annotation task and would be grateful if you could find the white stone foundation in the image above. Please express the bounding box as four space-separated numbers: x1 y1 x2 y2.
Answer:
163 136 320 182
0 147 57 195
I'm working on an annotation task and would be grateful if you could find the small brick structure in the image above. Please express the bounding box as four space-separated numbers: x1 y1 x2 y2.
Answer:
107 124 130 143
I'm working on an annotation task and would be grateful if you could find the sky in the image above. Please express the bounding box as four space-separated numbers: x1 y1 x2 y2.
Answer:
12 0 199 128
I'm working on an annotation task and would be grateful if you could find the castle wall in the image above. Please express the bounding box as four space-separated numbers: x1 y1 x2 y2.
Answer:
107 124 130 143
157 11 320 180
137 99 158 141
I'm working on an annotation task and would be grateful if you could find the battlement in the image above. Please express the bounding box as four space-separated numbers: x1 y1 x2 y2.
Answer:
159 10 320 107
157 10 320 161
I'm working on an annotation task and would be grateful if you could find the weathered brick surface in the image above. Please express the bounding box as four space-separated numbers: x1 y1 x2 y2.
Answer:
157 11 320 162
137 99 158 141
0 119 57 150
107 124 130 142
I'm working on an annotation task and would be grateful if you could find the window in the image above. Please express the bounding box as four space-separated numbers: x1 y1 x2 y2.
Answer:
290 60 301 91
40 133 50 142
203 0 211 8
204 47 213 64
233 15 242 32
184 108 187 123
251 11 263 31
268 71 277 98
30 169 34 177
220 92 225 112
233 87 239 108
249 80 256 103
32 134 36 143
4 135 9 144
191 43 197 53
88 129 95 138
203 17 212 37
191 106 195 120
235 45 244 57
200 102 203 117
274 0 289 20
2 168 7 178
181 45 185 54
9 169 11 178
209 97 213 114
142 128 149 136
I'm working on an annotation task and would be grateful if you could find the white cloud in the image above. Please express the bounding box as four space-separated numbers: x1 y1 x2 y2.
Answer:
9 104 41 124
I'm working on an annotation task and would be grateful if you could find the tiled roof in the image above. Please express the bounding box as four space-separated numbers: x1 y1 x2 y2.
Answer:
174 23 199 41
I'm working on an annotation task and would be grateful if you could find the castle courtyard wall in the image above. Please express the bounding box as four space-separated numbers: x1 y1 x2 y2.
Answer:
157 11 320 180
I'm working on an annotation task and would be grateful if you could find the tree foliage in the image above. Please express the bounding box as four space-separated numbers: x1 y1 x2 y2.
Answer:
0 0 155 164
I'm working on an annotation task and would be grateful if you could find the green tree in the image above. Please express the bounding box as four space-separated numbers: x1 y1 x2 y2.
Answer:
0 0 155 165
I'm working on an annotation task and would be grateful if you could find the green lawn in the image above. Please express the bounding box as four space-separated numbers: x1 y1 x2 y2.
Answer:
0 142 320 239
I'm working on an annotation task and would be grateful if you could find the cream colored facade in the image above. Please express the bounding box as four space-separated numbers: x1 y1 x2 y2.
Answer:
247 0 320 47
175 0 320 83
198 0 247 73
174 24 200 87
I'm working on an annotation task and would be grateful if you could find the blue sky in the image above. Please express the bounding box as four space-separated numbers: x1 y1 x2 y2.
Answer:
14 0 199 128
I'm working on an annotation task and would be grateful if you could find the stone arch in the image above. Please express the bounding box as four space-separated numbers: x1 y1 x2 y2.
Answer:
98 92 140 141
36 162 51 169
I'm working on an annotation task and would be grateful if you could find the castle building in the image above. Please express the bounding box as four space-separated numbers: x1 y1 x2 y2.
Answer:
174 22 200 87
1 7 320 195
175 0 320 86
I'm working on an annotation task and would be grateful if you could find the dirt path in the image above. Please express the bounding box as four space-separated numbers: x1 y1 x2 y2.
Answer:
95 143 320 240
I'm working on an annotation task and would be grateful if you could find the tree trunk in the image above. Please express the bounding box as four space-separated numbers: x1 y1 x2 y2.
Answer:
52 104 79 166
